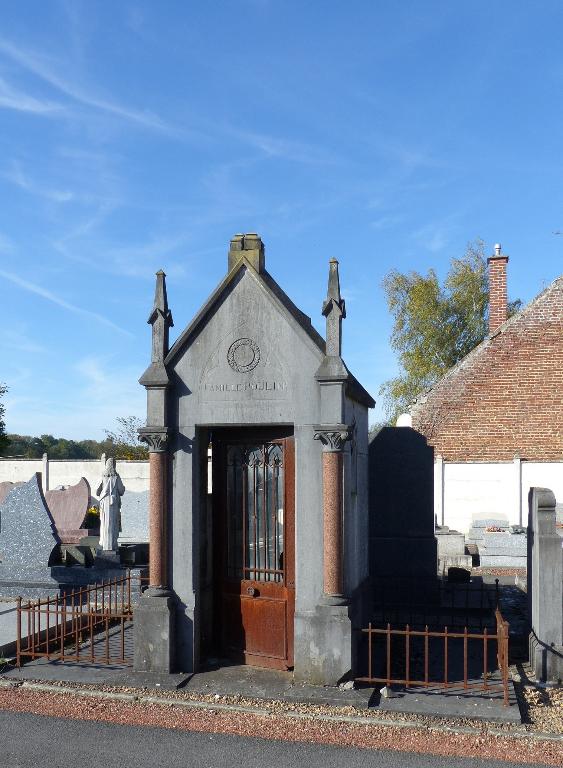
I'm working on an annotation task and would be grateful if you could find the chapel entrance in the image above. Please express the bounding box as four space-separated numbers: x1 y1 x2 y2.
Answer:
212 429 295 670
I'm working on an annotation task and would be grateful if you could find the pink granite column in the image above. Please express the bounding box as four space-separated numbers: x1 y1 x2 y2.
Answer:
314 426 351 599
322 450 343 596
149 450 166 589
139 428 169 592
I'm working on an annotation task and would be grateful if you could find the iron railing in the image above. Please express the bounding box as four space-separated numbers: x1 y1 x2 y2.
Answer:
16 571 144 667
356 608 510 705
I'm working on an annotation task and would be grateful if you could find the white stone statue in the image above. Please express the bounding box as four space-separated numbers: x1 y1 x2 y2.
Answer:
96 458 125 552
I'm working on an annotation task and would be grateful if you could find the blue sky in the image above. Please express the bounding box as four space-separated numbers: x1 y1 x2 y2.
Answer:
1 1 562 441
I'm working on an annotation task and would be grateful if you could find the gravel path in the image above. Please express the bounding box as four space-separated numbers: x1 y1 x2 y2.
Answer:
0 681 561 766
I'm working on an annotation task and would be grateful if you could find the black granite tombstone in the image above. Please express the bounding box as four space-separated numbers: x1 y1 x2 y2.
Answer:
368 427 438 607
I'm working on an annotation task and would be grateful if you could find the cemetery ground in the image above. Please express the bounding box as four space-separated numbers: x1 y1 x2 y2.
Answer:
0 573 561 766
0 668 561 765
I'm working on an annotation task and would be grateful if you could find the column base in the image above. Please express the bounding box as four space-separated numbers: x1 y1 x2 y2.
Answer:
293 603 353 685
529 631 563 684
133 592 175 674
321 593 349 607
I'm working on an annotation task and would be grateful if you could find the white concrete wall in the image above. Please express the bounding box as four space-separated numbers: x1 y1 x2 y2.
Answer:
435 459 563 533
0 459 42 483
0 457 149 495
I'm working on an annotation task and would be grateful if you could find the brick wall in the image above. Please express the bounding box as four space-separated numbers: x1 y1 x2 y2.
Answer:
412 277 563 461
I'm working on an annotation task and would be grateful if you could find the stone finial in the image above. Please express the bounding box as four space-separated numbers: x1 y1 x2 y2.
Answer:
139 270 173 388
322 258 346 357
228 233 265 273
148 270 173 358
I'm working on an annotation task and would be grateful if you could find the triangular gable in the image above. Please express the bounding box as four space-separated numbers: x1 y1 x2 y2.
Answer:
165 257 325 367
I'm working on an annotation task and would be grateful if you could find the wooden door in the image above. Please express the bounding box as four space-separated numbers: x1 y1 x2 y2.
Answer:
213 432 295 669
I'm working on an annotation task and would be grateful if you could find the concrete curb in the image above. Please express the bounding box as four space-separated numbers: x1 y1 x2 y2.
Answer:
0 678 561 743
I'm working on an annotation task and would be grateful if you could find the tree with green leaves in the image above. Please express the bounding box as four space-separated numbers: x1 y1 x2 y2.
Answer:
380 240 521 423
0 383 9 455
104 416 148 460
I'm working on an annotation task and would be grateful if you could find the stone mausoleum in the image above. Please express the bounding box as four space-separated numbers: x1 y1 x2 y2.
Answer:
134 233 374 684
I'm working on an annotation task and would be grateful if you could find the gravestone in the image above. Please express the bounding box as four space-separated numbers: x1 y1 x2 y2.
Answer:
479 529 527 568
0 481 24 507
528 487 563 684
0 473 60 580
368 427 438 605
118 490 149 543
0 473 59 596
466 519 509 549
0 474 124 598
45 478 96 544
435 526 472 572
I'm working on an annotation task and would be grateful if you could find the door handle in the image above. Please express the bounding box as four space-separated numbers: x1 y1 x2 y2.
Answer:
246 586 259 597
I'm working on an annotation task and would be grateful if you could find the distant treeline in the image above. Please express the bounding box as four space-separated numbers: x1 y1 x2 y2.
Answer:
3 433 147 460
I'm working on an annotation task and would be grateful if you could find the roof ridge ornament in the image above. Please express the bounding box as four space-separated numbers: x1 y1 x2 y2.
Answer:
228 232 265 273
322 258 346 358
139 269 173 388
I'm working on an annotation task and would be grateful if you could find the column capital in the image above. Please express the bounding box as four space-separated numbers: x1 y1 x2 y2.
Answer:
138 427 170 453
313 424 352 452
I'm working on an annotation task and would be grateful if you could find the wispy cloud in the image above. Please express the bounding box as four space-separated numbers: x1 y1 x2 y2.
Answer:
4 161 74 202
0 268 133 336
0 75 64 115
0 35 171 133
0 232 15 253
411 223 449 253
370 214 404 231
0 327 46 354
341 284 363 305
229 127 338 165
53 225 192 278
75 355 111 389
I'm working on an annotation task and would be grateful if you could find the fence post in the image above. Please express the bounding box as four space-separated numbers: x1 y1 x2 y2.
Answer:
16 597 21 667
42 453 49 493
513 454 522 526
435 455 444 527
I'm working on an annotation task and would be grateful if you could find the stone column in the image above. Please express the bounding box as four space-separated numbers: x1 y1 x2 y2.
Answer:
134 427 174 675
139 428 169 593
314 425 352 603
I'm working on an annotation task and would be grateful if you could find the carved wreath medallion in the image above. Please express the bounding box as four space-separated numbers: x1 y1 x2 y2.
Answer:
227 337 261 373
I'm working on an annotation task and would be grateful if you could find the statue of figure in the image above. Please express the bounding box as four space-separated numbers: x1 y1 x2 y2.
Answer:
96 458 125 552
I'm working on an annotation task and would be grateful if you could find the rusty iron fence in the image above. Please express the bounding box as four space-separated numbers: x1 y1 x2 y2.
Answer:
356 608 511 705
16 571 145 667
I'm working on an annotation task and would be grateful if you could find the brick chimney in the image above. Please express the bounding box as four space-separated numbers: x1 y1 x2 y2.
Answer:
487 243 509 335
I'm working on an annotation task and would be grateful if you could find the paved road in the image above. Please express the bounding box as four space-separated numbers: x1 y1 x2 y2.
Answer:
0 710 550 768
